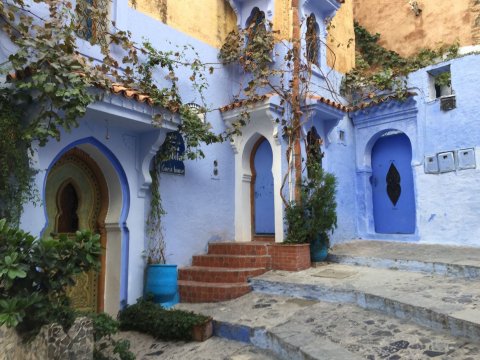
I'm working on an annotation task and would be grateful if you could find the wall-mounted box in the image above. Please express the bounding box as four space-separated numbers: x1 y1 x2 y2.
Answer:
440 95 456 111
438 152 455 173
457 148 476 170
424 155 439 174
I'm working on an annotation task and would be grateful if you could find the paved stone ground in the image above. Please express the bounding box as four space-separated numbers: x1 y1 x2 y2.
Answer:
119 241 480 359
177 293 480 360
252 264 480 327
118 331 278 360
330 240 480 266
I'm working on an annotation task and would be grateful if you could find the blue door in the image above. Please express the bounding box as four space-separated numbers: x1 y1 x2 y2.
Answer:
371 133 416 234
253 138 275 234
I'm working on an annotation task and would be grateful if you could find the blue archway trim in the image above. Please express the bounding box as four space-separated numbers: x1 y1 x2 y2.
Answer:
41 136 131 308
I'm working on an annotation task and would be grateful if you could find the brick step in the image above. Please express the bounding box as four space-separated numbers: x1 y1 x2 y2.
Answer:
192 254 271 268
208 242 270 256
178 280 251 303
178 266 267 283
252 235 275 243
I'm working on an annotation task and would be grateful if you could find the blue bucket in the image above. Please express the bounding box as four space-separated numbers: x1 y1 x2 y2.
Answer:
144 264 179 308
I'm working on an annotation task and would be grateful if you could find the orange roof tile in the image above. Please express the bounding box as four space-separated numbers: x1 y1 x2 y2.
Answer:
7 67 156 106
220 93 348 113
308 95 349 112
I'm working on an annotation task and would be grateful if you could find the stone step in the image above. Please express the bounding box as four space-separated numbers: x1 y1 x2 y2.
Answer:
178 281 251 303
329 240 480 279
176 293 480 360
250 263 480 342
192 254 271 269
178 266 267 283
208 242 270 256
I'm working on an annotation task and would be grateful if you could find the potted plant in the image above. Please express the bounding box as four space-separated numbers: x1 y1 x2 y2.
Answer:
144 154 179 308
284 160 337 262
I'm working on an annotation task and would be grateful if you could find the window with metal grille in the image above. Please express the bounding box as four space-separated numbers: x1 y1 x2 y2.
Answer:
76 0 110 44
306 14 320 66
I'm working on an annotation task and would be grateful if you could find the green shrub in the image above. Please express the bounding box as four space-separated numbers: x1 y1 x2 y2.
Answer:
0 219 101 338
86 312 135 360
284 162 337 246
118 297 210 341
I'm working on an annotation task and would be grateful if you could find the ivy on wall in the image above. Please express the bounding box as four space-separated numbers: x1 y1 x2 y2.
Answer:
0 93 37 225
0 0 233 225
341 22 460 104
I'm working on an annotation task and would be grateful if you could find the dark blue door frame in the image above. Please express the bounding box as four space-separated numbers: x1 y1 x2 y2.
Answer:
371 133 416 234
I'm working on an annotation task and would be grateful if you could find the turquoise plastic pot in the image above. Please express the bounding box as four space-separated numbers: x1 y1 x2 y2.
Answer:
144 264 179 308
310 233 329 262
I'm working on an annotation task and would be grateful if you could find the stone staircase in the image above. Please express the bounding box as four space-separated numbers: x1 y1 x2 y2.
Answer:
177 240 480 359
178 242 272 303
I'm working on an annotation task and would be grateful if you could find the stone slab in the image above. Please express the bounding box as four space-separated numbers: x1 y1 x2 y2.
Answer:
330 241 480 278
176 293 480 360
250 264 480 341
118 331 278 360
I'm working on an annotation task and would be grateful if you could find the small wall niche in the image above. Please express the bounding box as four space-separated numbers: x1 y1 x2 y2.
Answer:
428 65 452 100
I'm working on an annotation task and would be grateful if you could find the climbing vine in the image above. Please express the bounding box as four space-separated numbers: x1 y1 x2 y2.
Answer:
219 14 341 207
341 22 460 104
145 152 166 264
0 0 231 224
0 94 37 225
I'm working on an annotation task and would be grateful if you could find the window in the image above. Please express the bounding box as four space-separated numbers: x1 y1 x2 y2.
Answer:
76 0 109 43
186 103 206 124
306 14 320 66
245 7 266 46
428 65 452 100
57 183 79 233
306 126 324 177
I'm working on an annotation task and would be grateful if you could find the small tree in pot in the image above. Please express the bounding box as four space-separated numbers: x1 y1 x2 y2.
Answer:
284 160 337 261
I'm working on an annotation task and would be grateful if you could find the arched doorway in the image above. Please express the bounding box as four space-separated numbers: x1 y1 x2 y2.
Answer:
371 133 416 234
44 148 108 312
250 137 275 237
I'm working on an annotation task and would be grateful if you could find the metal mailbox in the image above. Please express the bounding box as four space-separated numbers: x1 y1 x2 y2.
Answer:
457 148 476 170
437 152 455 173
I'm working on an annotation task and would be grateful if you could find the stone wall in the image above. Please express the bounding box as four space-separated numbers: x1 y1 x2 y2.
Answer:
353 0 479 57
472 0 480 44
128 0 237 48
327 0 356 73
0 317 93 360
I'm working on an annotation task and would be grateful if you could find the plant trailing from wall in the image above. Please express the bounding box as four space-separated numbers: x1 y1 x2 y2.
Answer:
0 94 37 225
0 0 236 224
434 71 451 88
341 22 460 104
0 219 101 339
145 151 167 264
118 296 211 341
218 8 343 210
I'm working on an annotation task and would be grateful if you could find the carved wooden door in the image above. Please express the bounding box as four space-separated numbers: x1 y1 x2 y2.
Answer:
45 150 103 312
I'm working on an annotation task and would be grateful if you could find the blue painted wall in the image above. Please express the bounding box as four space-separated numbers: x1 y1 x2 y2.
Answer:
116 6 237 267
407 54 480 246
12 1 480 313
